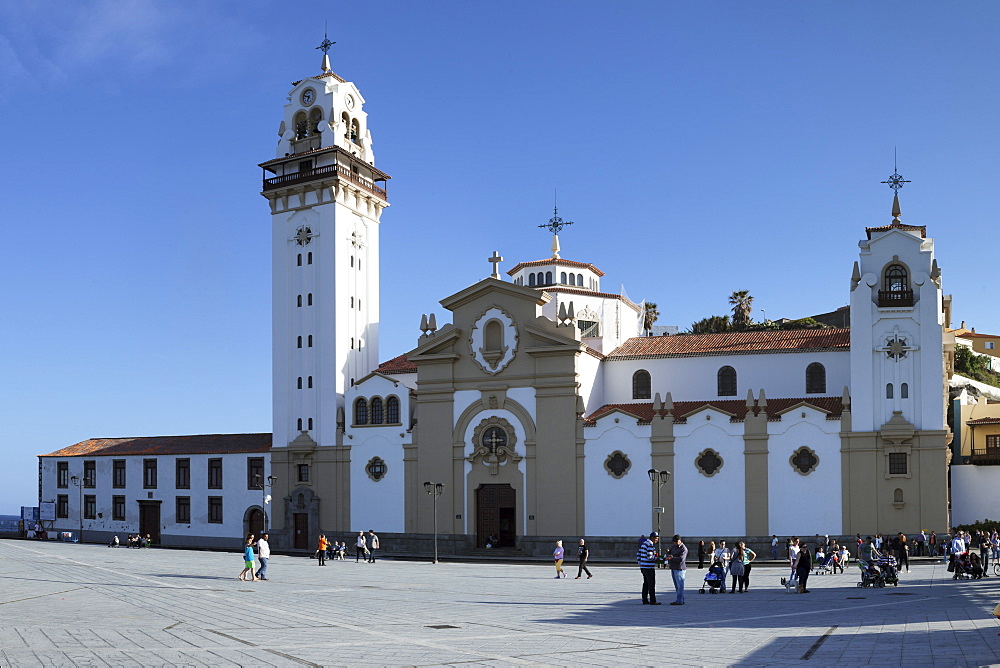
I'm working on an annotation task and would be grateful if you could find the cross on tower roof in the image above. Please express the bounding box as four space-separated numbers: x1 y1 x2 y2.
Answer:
316 28 335 73
538 205 574 235
488 251 503 279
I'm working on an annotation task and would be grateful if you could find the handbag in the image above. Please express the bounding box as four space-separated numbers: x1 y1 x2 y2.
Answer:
730 560 745 577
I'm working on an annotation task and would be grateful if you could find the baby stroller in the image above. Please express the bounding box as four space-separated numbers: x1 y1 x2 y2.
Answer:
814 553 838 575
857 560 885 588
700 562 726 594
876 555 899 586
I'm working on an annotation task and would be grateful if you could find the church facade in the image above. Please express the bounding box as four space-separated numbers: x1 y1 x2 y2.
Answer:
261 55 951 551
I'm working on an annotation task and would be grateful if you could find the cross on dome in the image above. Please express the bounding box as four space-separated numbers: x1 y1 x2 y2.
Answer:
316 29 336 73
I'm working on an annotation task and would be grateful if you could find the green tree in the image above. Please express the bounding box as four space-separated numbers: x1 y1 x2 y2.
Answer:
954 346 1000 387
690 315 731 334
729 290 754 331
642 302 659 337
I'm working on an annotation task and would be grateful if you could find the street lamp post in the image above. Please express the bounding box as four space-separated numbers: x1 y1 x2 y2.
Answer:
647 468 671 536
70 475 83 543
423 481 445 564
255 474 277 533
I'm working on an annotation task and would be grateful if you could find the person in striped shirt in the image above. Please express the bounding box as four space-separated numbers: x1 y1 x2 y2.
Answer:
637 532 660 605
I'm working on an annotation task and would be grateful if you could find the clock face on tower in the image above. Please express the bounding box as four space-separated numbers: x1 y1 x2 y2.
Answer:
345 94 355 110
300 89 316 106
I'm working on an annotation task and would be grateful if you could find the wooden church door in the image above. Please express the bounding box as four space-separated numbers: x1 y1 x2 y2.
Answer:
476 484 516 548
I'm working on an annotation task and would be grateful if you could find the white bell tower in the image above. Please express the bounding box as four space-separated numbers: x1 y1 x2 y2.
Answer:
260 44 390 449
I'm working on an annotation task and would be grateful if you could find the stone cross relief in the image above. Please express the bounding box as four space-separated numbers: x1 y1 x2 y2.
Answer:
467 418 522 476
878 333 918 360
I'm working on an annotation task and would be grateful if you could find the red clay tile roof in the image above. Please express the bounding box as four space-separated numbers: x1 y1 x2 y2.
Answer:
865 221 926 239
507 258 605 277
585 397 844 425
958 332 1000 339
40 433 272 458
377 354 417 374
966 417 1000 425
607 329 850 359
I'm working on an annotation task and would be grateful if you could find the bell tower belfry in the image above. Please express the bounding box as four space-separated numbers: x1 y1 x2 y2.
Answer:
260 43 391 453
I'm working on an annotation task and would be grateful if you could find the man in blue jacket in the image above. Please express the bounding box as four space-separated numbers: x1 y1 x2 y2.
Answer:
637 532 660 605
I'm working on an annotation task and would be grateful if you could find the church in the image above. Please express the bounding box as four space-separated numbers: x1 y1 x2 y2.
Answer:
38 49 952 552
262 51 950 552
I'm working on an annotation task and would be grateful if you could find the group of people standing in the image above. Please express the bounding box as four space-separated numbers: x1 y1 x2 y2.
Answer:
947 529 996 579
695 539 758 593
317 530 380 565
637 532 688 605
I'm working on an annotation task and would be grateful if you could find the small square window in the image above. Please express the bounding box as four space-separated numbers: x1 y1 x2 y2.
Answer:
888 453 908 475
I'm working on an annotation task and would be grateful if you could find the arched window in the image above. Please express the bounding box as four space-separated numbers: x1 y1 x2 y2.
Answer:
307 252 313 264
718 366 737 396
297 377 303 389
307 293 313 306
886 383 894 399
351 297 354 307
901 382 909 399
341 111 350 138
545 271 553 284
577 273 584 286
354 398 369 425
297 254 302 266
884 264 908 292
309 107 323 135
386 396 400 424
632 369 651 399
560 271 567 284
307 376 313 388
293 111 308 139
370 397 384 424
297 336 302 349
350 118 360 143
307 335 313 347
805 362 826 394
297 295 302 307
297 418 303 430
528 273 536 286
307 418 313 430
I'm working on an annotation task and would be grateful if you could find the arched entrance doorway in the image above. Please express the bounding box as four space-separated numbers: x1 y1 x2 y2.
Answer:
475 484 516 548
244 507 264 538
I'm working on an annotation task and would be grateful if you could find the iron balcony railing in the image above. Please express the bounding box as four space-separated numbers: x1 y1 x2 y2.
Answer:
878 289 914 307
263 164 387 200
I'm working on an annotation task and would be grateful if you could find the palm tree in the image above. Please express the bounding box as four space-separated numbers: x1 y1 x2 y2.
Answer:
729 290 754 331
690 315 731 334
643 302 659 337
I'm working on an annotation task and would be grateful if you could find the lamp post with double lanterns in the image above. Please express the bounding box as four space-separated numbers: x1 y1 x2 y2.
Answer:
647 468 671 536
254 474 278 533
423 481 445 564
70 475 84 543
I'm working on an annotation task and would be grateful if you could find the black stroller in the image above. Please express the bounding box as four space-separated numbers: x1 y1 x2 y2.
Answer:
700 561 726 594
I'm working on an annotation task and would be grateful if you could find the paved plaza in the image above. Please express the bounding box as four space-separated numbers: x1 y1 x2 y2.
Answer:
0 540 998 667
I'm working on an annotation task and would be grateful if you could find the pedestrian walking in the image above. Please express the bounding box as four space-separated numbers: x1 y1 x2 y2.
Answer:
575 539 592 579
897 532 910 573
770 535 779 560
239 536 258 581
255 533 270 580
367 530 380 563
668 534 688 605
794 542 812 593
317 534 329 566
356 531 368 562
553 540 567 578
637 532 660 605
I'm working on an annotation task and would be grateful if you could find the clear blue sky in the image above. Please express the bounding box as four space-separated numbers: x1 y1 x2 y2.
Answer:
2 1 998 514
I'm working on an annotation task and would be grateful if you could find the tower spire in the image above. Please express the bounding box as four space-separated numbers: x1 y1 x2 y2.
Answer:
538 190 573 259
316 27 335 73
880 150 910 225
